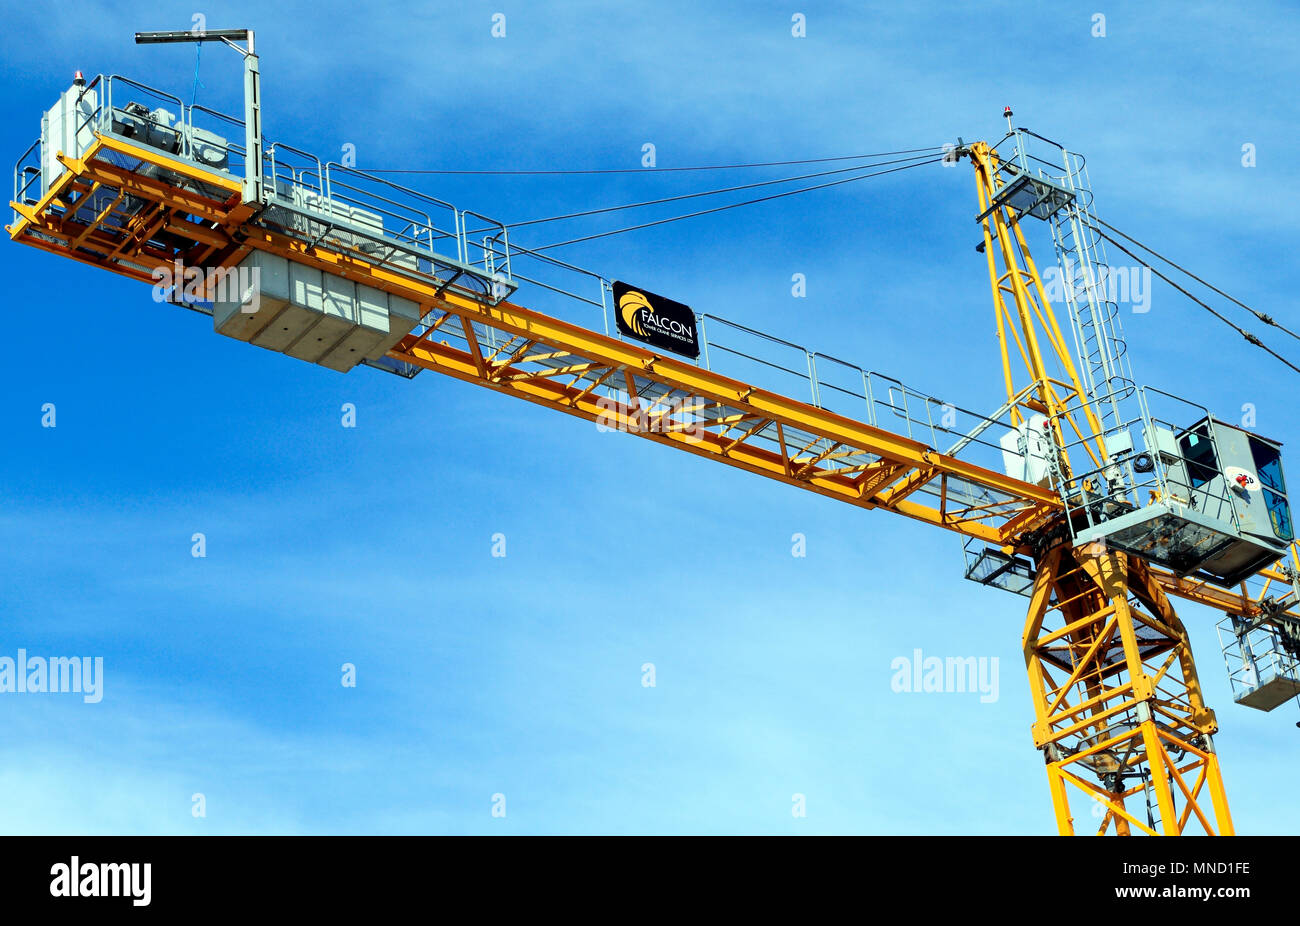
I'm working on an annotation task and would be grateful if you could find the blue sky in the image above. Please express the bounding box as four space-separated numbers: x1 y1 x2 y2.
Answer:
0 0 1297 834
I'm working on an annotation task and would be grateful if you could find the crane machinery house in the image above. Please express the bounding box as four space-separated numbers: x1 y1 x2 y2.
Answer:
27 71 502 375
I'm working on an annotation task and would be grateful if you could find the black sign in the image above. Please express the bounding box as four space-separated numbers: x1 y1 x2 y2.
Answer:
612 281 699 359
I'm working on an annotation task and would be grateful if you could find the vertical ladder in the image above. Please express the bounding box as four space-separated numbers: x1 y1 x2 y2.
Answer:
1049 152 1136 438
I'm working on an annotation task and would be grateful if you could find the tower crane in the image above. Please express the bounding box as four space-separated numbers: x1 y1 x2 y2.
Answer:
10 31 1300 836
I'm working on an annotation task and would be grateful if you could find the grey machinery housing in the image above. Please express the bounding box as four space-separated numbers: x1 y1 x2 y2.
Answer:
1075 416 1293 586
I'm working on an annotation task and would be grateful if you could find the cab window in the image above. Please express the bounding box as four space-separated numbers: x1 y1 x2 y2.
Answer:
1249 437 1293 541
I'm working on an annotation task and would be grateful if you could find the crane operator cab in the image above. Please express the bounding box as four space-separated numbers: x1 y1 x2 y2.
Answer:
1065 408 1293 588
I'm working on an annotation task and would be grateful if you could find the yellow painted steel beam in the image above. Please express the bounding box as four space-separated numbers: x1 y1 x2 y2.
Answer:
968 142 1108 474
1024 545 1233 835
225 222 1065 537
7 230 158 284
92 134 242 196
58 149 237 223
14 211 194 273
393 327 1013 543
6 149 96 242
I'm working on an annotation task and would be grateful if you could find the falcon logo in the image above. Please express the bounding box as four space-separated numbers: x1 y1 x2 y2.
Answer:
612 280 699 358
619 289 653 338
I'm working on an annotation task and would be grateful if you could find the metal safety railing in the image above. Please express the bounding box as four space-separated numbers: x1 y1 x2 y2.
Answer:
13 136 42 207
1047 384 1245 541
1217 614 1300 709
12 72 519 303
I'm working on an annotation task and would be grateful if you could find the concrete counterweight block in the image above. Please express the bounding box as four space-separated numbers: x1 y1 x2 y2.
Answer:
214 251 421 374
212 251 290 342
368 291 423 359
322 283 390 372
249 261 322 353
286 271 355 364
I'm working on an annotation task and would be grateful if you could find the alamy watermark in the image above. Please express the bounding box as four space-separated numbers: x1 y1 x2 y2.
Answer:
1040 256 1151 314
890 648 999 703
50 856 149 906
0 649 103 703
596 391 708 442
150 260 260 312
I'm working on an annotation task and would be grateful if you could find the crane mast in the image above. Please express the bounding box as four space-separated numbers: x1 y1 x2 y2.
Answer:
9 43 1300 834
967 132 1232 834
